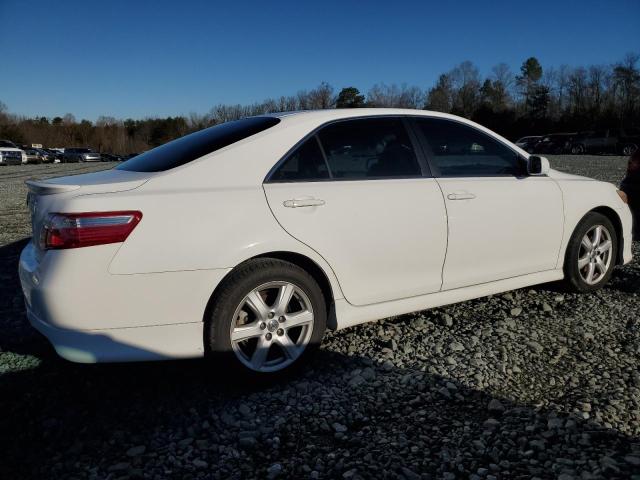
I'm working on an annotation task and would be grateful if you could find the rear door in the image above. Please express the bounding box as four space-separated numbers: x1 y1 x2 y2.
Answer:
411 117 564 291
263 117 448 306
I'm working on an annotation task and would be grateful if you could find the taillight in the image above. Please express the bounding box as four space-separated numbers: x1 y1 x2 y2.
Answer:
41 211 142 250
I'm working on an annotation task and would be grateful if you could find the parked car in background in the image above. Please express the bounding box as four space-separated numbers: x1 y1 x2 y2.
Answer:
514 136 541 152
101 153 123 162
47 149 64 162
63 148 101 163
123 153 140 160
0 139 26 165
34 148 55 163
23 148 45 164
570 129 640 155
19 109 633 378
617 130 639 156
43 149 59 162
533 133 577 154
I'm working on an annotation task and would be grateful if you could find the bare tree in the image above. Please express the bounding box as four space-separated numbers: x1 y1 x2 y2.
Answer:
449 61 481 117
307 82 335 109
367 83 424 108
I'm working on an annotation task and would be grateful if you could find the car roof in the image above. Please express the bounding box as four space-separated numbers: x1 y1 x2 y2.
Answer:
134 108 531 189
263 109 526 157
267 108 473 123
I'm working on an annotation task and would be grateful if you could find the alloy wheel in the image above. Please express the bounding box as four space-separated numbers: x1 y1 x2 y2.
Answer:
578 225 613 285
229 281 314 372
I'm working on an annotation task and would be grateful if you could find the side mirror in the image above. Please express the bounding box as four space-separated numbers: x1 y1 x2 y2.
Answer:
527 155 550 176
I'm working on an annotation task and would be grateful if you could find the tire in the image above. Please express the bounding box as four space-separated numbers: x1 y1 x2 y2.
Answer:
562 212 617 293
622 144 637 156
205 258 326 380
571 144 585 155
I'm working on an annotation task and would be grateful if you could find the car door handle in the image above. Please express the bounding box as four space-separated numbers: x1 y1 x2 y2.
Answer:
283 198 325 208
447 192 476 200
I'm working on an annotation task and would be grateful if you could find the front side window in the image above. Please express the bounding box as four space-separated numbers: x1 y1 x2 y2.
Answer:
414 118 524 177
269 137 329 182
118 116 280 172
317 118 422 179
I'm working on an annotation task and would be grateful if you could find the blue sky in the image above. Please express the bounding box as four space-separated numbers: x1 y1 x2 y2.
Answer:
1 0 638 121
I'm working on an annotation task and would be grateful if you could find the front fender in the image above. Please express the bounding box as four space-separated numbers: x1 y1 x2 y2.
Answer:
555 179 632 268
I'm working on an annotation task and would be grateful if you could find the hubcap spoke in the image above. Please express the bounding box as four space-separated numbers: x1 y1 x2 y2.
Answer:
250 336 271 369
231 321 264 342
274 284 295 316
578 255 590 269
597 240 612 254
586 262 596 283
276 334 300 360
592 226 602 247
594 256 607 275
245 291 270 321
581 236 593 251
284 310 314 330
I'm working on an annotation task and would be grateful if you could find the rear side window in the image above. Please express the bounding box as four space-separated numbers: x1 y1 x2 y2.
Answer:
414 118 523 177
117 116 280 172
318 118 421 179
269 137 329 182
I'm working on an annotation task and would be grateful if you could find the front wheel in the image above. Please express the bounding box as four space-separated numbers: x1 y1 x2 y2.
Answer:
205 258 326 378
562 212 617 292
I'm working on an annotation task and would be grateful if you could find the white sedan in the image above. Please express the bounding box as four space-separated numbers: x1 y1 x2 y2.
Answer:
19 109 633 377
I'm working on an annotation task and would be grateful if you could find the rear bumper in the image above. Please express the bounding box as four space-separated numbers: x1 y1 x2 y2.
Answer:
19 241 230 363
26 304 204 363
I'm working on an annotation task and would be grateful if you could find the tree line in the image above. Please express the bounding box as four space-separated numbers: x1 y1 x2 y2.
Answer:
1 53 638 154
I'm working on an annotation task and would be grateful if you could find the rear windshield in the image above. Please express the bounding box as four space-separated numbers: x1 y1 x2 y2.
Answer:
117 116 280 172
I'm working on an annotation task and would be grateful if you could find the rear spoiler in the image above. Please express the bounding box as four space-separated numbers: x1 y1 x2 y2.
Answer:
25 180 80 195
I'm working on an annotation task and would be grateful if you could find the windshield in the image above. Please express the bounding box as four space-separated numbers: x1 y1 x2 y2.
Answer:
0 140 17 148
117 116 280 173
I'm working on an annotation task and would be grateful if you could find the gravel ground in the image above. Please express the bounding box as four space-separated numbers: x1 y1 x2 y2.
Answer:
0 157 639 479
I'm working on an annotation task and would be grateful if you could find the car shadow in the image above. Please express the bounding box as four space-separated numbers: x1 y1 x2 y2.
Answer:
1 342 639 479
1 239 639 478
608 267 640 294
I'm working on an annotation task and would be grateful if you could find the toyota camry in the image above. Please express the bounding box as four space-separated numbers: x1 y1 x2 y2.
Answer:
19 109 633 377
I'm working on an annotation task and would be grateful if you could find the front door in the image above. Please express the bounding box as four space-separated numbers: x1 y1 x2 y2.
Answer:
412 117 564 290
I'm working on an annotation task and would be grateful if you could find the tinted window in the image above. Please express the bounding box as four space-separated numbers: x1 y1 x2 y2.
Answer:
270 137 329 181
317 118 421 179
415 118 523 177
118 116 280 172
0 140 17 148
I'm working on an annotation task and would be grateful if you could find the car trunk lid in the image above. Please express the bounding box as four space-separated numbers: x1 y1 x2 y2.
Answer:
26 169 153 258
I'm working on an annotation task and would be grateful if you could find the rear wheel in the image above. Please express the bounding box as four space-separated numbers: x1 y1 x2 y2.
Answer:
205 258 326 379
562 212 617 292
622 144 637 156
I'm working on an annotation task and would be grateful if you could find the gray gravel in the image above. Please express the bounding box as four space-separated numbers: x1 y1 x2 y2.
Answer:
0 157 639 479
